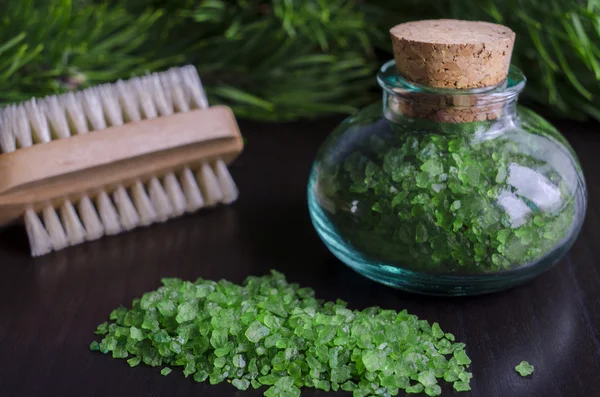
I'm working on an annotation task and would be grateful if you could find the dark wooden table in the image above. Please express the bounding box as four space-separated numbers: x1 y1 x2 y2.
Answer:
1 116 599 397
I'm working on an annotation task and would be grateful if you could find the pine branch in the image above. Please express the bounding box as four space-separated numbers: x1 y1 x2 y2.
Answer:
2 0 599 123
2 0 379 121
178 0 379 121
0 0 180 104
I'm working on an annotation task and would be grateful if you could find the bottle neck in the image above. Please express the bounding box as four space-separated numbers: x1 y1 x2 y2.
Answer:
382 89 519 126
377 60 525 130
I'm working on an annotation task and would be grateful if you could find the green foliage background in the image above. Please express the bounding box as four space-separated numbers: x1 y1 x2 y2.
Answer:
1 0 599 123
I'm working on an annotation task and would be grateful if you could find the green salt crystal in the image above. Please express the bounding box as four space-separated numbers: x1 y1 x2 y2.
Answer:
431 323 444 339
515 361 534 376
127 357 141 367
406 383 424 394
453 380 471 391
232 378 250 390
425 384 442 396
418 371 437 387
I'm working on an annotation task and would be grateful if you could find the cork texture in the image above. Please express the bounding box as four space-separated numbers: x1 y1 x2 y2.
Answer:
390 19 515 89
389 19 515 123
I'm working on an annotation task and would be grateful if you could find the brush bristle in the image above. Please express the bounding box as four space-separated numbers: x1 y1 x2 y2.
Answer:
78 195 105 241
5 65 237 257
0 65 209 153
148 177 174 222
198 162 224 206
182 167 206 212
60 200 86 245
23 161 238 257
97 191 122 236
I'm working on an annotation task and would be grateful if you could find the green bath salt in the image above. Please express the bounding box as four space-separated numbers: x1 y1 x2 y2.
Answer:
90 271 473 396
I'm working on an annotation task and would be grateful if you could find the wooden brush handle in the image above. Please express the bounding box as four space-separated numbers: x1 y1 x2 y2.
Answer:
0 105 243 226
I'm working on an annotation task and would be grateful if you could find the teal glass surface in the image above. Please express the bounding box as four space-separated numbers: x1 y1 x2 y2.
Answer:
307 60 587 296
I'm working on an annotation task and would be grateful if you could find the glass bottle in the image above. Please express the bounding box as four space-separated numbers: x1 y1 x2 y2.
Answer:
307 21 587 296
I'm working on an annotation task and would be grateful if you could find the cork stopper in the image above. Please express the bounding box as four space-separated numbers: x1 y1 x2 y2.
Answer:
390 19 515 89
388 19 516 122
